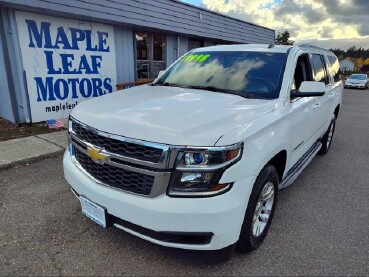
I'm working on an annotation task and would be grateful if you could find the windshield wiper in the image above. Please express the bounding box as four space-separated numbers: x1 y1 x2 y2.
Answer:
186 85 233 93
152 82 184 87
185 85 258 99
152 83 263 99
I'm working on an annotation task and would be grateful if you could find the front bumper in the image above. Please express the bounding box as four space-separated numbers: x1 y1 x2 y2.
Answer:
63 151 255 250
345 83 365 88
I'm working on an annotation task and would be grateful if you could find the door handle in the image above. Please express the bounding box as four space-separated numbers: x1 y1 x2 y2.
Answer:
328 93 334 100
313 103 321 110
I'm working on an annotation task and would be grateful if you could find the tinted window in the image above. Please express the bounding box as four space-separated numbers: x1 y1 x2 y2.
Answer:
348 74 367 80
311 54 329 85
155 51 287 99
328 55 341 82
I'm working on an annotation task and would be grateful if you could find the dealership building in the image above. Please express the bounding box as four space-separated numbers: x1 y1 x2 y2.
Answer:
0 0 275 123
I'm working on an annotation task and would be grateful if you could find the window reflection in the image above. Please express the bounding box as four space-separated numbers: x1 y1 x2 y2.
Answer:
328 55 341 82
158 51 287 99
165 59 265 91
311 54 328 84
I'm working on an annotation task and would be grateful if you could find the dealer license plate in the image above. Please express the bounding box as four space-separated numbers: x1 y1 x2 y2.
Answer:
80 196 107 228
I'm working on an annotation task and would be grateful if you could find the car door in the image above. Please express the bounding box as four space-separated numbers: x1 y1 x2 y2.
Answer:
286 53 320 167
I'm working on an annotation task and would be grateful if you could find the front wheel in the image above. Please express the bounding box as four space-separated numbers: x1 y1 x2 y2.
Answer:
238 165 278 253
318 114 336 155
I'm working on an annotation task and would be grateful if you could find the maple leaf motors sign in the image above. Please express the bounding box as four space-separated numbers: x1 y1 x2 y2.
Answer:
15 11 117 122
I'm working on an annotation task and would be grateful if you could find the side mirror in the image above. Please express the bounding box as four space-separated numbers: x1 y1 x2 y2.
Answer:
291 81 325 97
157 70 165 78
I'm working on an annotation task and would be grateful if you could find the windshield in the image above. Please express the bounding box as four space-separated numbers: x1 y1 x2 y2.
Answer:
154 51 287 99
349 74 366 80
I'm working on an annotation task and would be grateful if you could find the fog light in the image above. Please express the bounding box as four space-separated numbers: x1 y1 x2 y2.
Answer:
181 172 205 183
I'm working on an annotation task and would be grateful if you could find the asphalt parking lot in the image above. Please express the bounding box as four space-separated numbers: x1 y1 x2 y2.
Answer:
1 88 369 276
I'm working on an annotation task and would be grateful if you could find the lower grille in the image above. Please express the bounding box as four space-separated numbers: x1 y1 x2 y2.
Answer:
74 148 154 195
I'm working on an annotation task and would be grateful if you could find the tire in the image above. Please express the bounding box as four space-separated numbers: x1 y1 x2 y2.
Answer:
237 165 279 253
318 114 336 155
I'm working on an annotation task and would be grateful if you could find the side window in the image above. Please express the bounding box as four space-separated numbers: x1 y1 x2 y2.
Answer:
292 54 313 90
311 54 329 85
328 55 341 82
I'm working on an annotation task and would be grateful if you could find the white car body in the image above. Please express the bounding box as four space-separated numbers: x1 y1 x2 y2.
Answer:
344 74 369 89
63 44 343 254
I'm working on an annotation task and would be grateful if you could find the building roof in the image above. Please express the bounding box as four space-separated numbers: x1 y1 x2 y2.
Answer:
0 0 275 44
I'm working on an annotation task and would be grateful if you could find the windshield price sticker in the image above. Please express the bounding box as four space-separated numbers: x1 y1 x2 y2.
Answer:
181 54 211 63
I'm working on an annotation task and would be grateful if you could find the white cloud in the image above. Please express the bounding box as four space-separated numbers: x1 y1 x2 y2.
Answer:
201 0 369 50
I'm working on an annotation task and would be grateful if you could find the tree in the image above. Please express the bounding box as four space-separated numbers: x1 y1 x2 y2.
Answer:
355 57 363 70
275 31 294 45
363 58 369 65
361 64 369 72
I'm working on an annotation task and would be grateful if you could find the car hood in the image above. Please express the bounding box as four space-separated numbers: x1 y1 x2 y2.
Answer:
71 85 276 146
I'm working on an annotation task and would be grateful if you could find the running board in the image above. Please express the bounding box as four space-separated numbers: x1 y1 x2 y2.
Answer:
279 141 322 190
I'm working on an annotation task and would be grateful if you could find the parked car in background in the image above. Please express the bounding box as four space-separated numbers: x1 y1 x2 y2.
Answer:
344 74 369 89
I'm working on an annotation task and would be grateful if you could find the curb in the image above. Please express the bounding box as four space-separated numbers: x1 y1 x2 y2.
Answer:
0 130 68 171
0 150 65 171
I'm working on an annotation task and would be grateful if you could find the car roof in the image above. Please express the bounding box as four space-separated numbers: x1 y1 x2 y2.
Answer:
193 44 291 53
192 43 335 55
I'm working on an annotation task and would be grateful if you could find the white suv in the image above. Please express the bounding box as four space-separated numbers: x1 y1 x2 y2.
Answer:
63 44 343 261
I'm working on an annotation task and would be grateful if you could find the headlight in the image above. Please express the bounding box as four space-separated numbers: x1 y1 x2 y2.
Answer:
168 142 243 197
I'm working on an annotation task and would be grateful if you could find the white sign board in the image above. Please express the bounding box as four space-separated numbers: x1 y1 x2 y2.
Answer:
15 12 117 122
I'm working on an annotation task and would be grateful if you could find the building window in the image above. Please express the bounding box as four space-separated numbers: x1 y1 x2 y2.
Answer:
135 32 166 80
189 39 204 50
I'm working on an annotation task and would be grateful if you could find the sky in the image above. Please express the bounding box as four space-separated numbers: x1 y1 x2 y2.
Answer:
181 0 369 50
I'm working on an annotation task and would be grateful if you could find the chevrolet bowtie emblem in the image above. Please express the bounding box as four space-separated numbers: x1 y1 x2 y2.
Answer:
86 147 108 164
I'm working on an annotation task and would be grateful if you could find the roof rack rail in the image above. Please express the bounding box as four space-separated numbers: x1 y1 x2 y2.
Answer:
299 44 328 51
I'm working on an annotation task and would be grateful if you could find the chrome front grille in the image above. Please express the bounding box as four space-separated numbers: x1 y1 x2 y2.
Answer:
69 117 178 198
72 120 163 163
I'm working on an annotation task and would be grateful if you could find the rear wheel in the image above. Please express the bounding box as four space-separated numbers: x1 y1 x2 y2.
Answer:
318 114 336 155
238 165 278 252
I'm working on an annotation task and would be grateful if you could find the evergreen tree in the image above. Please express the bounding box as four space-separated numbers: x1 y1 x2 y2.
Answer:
275 31 294 45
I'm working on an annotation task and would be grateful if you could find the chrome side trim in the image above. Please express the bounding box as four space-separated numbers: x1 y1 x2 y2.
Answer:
279 141 322 190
